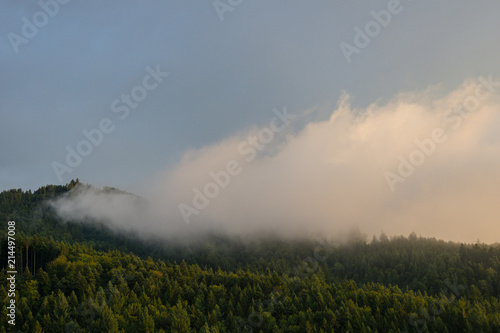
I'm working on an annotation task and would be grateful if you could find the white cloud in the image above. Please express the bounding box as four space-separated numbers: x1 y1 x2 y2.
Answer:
52 79 500 243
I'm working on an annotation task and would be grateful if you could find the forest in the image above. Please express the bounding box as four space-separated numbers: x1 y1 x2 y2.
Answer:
1 181 500 332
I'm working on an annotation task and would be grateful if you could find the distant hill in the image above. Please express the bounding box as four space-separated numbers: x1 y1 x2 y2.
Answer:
1 181 499 331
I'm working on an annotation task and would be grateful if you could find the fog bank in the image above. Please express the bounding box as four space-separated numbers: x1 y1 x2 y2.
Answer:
51 79 500 243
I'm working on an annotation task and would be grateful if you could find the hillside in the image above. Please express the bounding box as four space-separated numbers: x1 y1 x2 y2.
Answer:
1 182 500 332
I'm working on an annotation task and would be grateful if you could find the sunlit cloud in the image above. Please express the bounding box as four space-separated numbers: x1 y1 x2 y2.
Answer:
52 78 500 243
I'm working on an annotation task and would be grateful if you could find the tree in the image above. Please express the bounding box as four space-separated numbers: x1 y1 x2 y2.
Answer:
171 300 191 333
139 307 155 333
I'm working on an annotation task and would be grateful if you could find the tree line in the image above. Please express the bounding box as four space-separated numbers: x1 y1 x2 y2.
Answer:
0 182 499 332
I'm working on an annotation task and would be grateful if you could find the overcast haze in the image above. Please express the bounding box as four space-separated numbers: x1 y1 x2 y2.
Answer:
2 1 500 243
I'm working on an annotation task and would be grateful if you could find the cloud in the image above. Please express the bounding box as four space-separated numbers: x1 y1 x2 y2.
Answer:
51 78 500 243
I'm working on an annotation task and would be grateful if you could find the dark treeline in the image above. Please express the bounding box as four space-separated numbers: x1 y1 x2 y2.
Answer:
1 183 499 332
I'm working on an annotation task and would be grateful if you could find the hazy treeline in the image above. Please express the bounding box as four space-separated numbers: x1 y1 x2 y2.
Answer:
1 183 499 332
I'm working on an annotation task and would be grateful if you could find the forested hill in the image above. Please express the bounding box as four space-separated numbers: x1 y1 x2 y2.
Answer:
1 182 500 332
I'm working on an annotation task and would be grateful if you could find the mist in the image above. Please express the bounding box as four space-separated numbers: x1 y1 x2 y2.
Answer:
51 78 500 244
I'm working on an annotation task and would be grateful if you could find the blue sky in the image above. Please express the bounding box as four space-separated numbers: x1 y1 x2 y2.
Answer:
2 0 499 192
3 1 500 242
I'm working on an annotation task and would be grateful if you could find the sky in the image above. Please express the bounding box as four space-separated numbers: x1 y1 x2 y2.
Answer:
2 1 500 243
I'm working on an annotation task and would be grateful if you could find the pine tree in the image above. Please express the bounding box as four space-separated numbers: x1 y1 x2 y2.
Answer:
139 307 155 333
171 300 191 333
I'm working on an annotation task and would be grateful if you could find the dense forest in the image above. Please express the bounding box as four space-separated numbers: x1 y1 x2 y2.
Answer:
1 182 500 332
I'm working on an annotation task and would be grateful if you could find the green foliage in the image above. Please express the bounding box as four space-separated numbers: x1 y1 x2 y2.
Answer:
0 183 499 331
